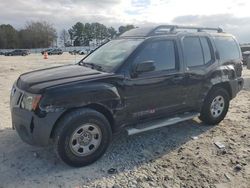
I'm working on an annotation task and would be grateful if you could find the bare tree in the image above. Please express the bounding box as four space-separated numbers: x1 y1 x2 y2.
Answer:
60 29 70 47
21 21 57 48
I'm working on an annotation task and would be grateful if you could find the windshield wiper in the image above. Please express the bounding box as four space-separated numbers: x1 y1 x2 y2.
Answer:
80 62 103 71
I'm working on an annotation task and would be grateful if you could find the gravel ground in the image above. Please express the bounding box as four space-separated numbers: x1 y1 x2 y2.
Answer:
0 54 249 188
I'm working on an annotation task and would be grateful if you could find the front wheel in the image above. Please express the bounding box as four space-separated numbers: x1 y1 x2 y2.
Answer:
53 109 112 167
199 87 230 125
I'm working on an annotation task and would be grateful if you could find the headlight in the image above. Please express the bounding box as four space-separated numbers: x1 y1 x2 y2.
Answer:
21 94 41 111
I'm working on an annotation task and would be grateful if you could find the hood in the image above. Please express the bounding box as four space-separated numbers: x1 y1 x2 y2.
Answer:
17 64 112 93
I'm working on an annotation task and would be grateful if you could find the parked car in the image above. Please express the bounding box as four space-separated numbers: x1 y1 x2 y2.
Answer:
5 49 29 56
10 25 243 167
78 50 86 55
0 51 4 55
242 51 250 65
69 50 80 55
48 48 63 55
41 48 53 55
69 49 85 55
240 45 250 53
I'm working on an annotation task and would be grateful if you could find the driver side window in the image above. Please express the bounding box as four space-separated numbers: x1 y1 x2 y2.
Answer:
133 40 177 71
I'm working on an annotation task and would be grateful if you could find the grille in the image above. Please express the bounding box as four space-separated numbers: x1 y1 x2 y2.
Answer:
11 86 23 106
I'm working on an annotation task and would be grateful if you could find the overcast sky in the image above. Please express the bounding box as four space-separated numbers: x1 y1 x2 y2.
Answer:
1 0 250 42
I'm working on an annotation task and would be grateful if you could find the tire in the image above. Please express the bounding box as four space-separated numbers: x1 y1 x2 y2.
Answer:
53 108 112 167
199 87 230 125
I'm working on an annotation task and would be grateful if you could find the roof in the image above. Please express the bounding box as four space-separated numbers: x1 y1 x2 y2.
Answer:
120 25 224 38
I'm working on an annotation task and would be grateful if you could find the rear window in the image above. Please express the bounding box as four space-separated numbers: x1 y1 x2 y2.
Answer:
183 36 213 67
200 37 212 64
183 37 204 67
214 36 240 61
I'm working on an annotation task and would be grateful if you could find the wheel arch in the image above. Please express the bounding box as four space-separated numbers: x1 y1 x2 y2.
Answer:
199 82 231 125
210 82 232 99
198 81 232 112
50 103 115 138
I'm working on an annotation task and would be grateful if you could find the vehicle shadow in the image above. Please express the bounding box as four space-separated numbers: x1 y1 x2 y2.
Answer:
0 120 213 187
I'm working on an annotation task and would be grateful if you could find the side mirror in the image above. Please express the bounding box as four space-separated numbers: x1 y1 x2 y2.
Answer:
135 61 155 74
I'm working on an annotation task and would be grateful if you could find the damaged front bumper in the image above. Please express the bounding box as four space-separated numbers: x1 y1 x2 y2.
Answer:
10 85 64 146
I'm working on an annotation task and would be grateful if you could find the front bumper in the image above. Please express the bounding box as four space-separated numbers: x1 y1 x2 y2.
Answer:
10 85 64 146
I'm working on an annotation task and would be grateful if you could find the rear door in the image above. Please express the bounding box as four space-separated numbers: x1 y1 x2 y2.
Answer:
181 35 216 109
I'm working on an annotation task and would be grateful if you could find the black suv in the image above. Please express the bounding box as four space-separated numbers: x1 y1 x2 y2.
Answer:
10 25 243 167
5 49 29 56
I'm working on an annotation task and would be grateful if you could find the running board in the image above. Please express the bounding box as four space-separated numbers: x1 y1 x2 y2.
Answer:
126 112 200 135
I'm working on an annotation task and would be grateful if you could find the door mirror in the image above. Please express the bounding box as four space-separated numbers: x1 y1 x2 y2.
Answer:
135 61 155 73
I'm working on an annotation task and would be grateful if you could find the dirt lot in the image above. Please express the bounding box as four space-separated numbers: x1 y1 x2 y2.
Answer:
0 54 250 188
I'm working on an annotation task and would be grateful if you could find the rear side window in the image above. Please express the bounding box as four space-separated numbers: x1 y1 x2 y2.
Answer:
183 36 213 67
214 36 240 61
183 37 204 67
200 37 212 64
134 40 176 71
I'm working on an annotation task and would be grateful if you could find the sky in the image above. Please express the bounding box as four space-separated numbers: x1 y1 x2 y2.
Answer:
0 0 250 42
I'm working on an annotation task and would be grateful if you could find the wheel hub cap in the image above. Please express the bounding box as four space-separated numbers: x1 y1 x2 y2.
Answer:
69 124 102 156
210 95 225 118
79 131 92 145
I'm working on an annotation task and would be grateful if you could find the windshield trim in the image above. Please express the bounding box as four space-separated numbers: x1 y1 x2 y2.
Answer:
77 40 110 66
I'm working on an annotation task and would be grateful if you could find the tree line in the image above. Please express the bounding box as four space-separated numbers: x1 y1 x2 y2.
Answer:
0 21 57 49
0 21 135 49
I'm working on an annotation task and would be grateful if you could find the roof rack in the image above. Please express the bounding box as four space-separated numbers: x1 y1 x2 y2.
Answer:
149 25 223 36
120 25 224 38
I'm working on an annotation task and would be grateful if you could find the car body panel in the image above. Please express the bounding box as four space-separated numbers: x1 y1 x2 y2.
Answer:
16 65 113 93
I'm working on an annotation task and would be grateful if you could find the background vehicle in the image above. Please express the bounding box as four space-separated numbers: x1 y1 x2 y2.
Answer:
69 49 86 55
69 50 80 55
0 51 4 55
41 48 53 55
78 50 86 55
242 51 250 65
10 25 243 167
5 49 29 56
48 48 63 55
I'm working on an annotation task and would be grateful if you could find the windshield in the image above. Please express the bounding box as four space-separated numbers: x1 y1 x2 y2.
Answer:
80 39 142 72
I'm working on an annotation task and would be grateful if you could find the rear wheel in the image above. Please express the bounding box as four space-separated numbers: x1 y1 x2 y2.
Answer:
53 108 112 167
199 87 230 125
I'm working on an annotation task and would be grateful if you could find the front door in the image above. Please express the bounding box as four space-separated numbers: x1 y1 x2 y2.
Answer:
123 38 187 122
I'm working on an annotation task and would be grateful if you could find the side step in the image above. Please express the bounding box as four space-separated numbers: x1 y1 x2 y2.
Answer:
126 112 200 135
